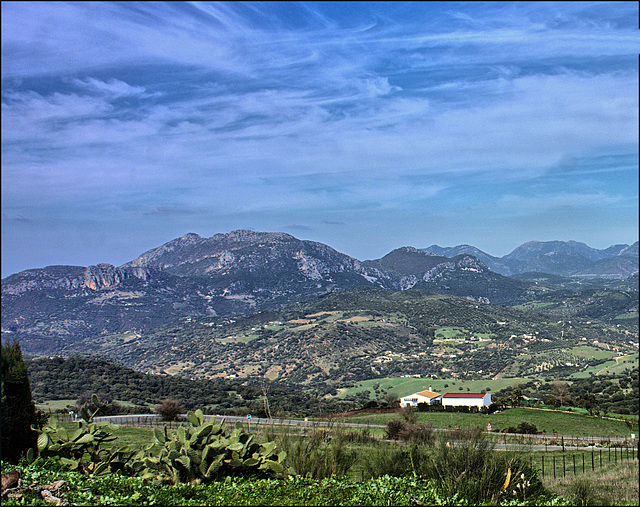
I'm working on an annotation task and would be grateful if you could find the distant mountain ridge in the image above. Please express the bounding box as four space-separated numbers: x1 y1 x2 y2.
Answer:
2 231 637 356
422 240 638 278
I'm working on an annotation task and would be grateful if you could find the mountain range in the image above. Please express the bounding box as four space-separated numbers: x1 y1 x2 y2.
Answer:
422 240 638 278
1 230 637 356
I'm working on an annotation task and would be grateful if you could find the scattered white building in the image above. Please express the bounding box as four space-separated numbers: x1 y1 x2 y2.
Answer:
441 392 491 408
400 387 442 407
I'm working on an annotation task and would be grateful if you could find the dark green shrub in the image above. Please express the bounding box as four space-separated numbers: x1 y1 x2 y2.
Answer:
406 423 435 445
1 341 38 463
361 444 411 479
516 421 538 434
385 419 406 439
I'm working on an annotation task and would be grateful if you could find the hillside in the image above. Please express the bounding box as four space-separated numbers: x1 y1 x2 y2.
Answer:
56 287 637 387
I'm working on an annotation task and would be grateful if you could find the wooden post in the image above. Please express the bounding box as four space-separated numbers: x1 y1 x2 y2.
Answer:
591 450 594 471
553 456 556 479
542 455 545 477
600 449 602 468
582 453 585 474
573 454 576 475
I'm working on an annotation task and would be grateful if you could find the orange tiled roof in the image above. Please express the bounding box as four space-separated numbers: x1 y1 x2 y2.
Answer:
416 390 441 398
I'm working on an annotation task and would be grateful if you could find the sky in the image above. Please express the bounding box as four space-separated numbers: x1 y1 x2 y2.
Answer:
1 1 638 278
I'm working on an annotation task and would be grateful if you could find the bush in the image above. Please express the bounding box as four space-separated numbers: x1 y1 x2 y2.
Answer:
507 421 538 434
156 399 184 421
400 406 419 424
406 424 435 446
385 419 407 440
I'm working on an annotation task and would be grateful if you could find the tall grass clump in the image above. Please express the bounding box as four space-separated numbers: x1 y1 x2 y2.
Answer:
278 428 357 479
567 477 603 506
415 427 545 504
362 443 412 479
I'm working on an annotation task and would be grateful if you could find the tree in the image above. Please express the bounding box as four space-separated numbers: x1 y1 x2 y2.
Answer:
156 398 184 421
551 381 572 406
1 341 38 462
384 391 399 408
511 388 522 407
577 393 599 416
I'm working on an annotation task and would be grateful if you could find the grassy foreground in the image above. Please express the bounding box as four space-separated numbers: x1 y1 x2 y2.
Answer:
1 460 571 506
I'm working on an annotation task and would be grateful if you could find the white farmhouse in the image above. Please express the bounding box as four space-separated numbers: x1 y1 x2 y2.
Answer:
441 392 491 408
400 387 442 407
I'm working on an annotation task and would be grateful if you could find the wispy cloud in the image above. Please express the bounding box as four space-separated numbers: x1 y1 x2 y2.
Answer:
1 1 637 276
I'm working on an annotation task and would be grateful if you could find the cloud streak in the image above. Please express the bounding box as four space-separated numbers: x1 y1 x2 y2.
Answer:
1 1 638 276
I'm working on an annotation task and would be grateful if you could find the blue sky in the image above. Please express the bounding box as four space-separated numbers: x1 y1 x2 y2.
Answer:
1 1 638 277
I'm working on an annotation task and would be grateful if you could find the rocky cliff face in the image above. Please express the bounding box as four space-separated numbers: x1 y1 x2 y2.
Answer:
2 264 152 295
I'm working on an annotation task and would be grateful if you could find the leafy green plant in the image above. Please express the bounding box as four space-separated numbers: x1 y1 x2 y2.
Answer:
132 409 288 484
31 413 134 476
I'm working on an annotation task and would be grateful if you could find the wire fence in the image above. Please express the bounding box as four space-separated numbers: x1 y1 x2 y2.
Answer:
533 443 638 478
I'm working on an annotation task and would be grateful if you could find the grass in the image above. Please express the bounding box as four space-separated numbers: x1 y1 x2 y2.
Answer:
570 353 639 378
542 459 639 506
35 399 152 412
333 408 635 438
340 376 534 399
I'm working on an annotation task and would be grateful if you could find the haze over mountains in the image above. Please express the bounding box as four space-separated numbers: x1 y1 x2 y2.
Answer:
1 230 638 357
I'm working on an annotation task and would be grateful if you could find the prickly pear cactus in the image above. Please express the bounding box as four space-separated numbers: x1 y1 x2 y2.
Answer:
134 409 288 484
33 417 135 475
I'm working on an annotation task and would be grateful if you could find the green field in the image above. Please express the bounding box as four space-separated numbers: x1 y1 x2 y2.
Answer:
36 399 153 413
339 376 535 399
331 408 635 438
569 352 639 378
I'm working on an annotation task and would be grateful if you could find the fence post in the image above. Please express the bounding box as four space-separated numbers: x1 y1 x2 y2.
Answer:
553 456 556 479
573 454 576 475
542 455 545 477
582 453 584 474
600 449 602 468
591 450 594 471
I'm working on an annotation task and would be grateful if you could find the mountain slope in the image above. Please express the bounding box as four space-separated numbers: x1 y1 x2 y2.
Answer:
423 240 638 277
365 247 536 304
58 287 636 385
3 232 636 356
